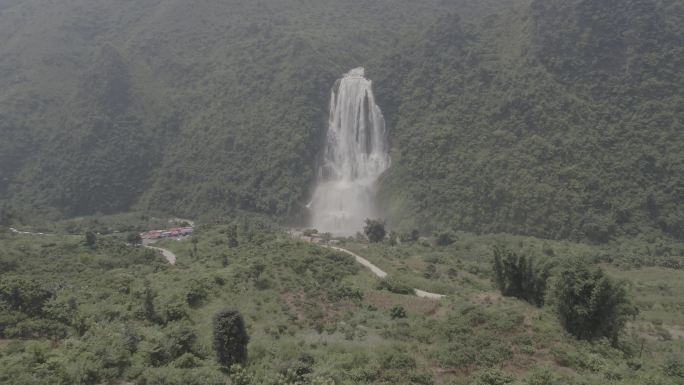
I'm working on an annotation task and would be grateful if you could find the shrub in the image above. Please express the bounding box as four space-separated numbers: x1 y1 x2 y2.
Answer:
376 278 413 295
0 277 52 317
279 352 315 381
468 369 515 385
139 367 225 385
551 260 638 344
126 232 142 245
213 308 249 366
364 219 386 243
327 284 363 301
84 231 97 247
186 280 208 307
400 229 420 242
388 231 398 246
434 230 456 246
663 355 684 378
492 247 551 307
173 353 199 368
440 333 513 368
165 324 197 359
302 228 318 237
390 305 407 319
424 264 439 279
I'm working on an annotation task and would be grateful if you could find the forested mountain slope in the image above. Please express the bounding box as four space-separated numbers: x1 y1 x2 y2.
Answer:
0 0 682 243
374 0 684 242
0 0 488 218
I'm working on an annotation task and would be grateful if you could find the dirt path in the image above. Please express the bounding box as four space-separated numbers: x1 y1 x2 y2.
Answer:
144 245 177 265
414 289 446 300
318 243 445 299
326 245 388 278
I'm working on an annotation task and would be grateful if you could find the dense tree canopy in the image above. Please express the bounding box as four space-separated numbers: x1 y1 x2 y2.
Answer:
0 0 681 245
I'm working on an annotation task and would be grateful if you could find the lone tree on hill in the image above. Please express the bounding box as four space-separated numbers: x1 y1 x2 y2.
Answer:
364 219 386 243
551 259 638 345
492 247 552 307
213 308 249 366
84 231 97 247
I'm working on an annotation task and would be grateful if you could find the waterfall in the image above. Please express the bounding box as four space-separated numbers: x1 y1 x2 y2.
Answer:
308 67 390 235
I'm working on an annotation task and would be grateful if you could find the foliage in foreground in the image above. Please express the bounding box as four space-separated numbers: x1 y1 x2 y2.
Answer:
1 218 683 385
552 260 639 344
492 247 551 307
213 308 249 367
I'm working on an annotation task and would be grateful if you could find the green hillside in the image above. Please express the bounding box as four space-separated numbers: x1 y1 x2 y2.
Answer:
2 220 683 384
373 0 684 242
0 0 682 245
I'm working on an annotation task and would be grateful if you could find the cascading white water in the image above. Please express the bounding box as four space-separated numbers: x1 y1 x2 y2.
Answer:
308 67 390 235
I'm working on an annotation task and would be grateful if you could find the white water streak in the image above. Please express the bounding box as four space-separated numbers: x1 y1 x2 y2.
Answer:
309 67 390 235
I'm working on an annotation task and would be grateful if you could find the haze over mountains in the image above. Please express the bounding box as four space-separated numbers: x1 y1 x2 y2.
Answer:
1 0 682 243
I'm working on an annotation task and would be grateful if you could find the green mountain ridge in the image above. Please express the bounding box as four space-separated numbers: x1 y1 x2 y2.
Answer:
374 0 684 242
0 0 682 244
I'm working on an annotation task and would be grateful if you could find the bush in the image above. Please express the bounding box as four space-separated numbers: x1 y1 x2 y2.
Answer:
663 355 684 378
424 264 439 279
165 324 197 359
279 353 315 381
173 353 199 368
126 232 142 245
364 219 386 243
84 231 97 247
492 247 551 307
302 228 318 237
434 230 456 246
390 305 407 319
0 277 52 317
400 229 420 242
551 260 638 344
468 369 515 385
388 231 398 246
213 309 249 366
139 367 225 385
376 278 413 295
186 280 208 307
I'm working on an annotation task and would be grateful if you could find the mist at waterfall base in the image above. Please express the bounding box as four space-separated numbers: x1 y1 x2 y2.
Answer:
308 68 390 236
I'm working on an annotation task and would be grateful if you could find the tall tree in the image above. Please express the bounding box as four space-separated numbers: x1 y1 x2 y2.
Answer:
364 219 386 243
492 247 552 307
213 308 249 366
84 231 97 247
551 260 638 344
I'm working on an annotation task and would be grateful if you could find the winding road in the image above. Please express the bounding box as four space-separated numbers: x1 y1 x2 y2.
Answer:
146 238 444 300
10 224 444 298
318 243 445 300
144 244 177 265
